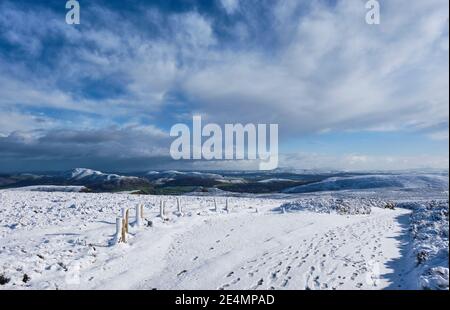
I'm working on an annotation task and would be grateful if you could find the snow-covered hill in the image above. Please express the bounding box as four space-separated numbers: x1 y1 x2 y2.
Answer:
143 170 247 188
285 174 449 193
58 168 151 191
396 200 449 290
258 178 296 184
0 169 152 192
0 187 448 290
64 168 138 183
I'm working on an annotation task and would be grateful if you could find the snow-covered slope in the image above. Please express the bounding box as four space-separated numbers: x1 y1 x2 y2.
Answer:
397 200 449 290
0 169 152 193
146 170 225 180
278 197 387 215
64 168 137 183
1 188 445 290
258 178 296 184
1 172 448 290
284 174 449 193
145 170 246 185
58 168 151 191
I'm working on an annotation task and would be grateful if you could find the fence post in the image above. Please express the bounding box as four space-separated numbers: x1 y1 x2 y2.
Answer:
114 217 123 244
160 199 166 219
126 209 129 233
121 218 127 243
121 208 129 233
135 204 142 227
214 198 218 212
225 199 229 212
177 198 183 216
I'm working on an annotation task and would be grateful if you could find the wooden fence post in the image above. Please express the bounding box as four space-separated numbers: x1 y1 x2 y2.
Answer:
114 217 123 244
214 198 218 212
160 200 163 218
126 209 129 233
177 197 184 216
121 218 127 243
135 204 142 227
121 208 129 233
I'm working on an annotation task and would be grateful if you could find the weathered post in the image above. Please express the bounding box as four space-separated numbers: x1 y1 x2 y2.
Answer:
121 218 127 243
160 199 167 220
225 199 229 212
177 198 183 216
113 217 123 244
214 198 218 212
121 208 129 233
135 204 142 227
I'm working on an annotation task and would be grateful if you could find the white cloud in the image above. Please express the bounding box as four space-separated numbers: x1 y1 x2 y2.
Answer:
0 4 217 121
281 153 449 171
0 110 53 135
428 130 449 141
0 0 448 171
220 0 240 15
182 0 449 138
1 0 447 138
0 125 171 160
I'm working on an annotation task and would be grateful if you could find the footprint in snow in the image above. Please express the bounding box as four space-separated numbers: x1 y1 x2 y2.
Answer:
177 270 187 277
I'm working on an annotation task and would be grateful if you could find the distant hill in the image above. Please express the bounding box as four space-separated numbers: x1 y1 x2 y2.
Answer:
0 168 152 192
1 169 447 195
284 174 449 193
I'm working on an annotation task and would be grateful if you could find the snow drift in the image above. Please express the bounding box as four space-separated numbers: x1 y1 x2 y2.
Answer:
397 200 449 290
276 197 386 215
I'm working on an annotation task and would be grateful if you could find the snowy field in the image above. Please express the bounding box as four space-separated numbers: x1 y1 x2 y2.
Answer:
0 184 448 290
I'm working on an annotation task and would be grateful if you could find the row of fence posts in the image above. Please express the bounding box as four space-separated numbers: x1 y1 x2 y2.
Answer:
113 197 230 245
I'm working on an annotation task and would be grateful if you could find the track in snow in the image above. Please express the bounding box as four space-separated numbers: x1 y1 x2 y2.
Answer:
138 208 413 290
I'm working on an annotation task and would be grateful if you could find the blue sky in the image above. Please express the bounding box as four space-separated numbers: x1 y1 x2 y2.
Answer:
0 0 448 172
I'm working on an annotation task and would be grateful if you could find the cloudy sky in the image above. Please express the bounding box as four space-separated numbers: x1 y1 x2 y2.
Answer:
0 0 448 172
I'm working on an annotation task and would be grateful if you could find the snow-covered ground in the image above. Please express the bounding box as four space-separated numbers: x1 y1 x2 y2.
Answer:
397 200 449 290
0 181 448 290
